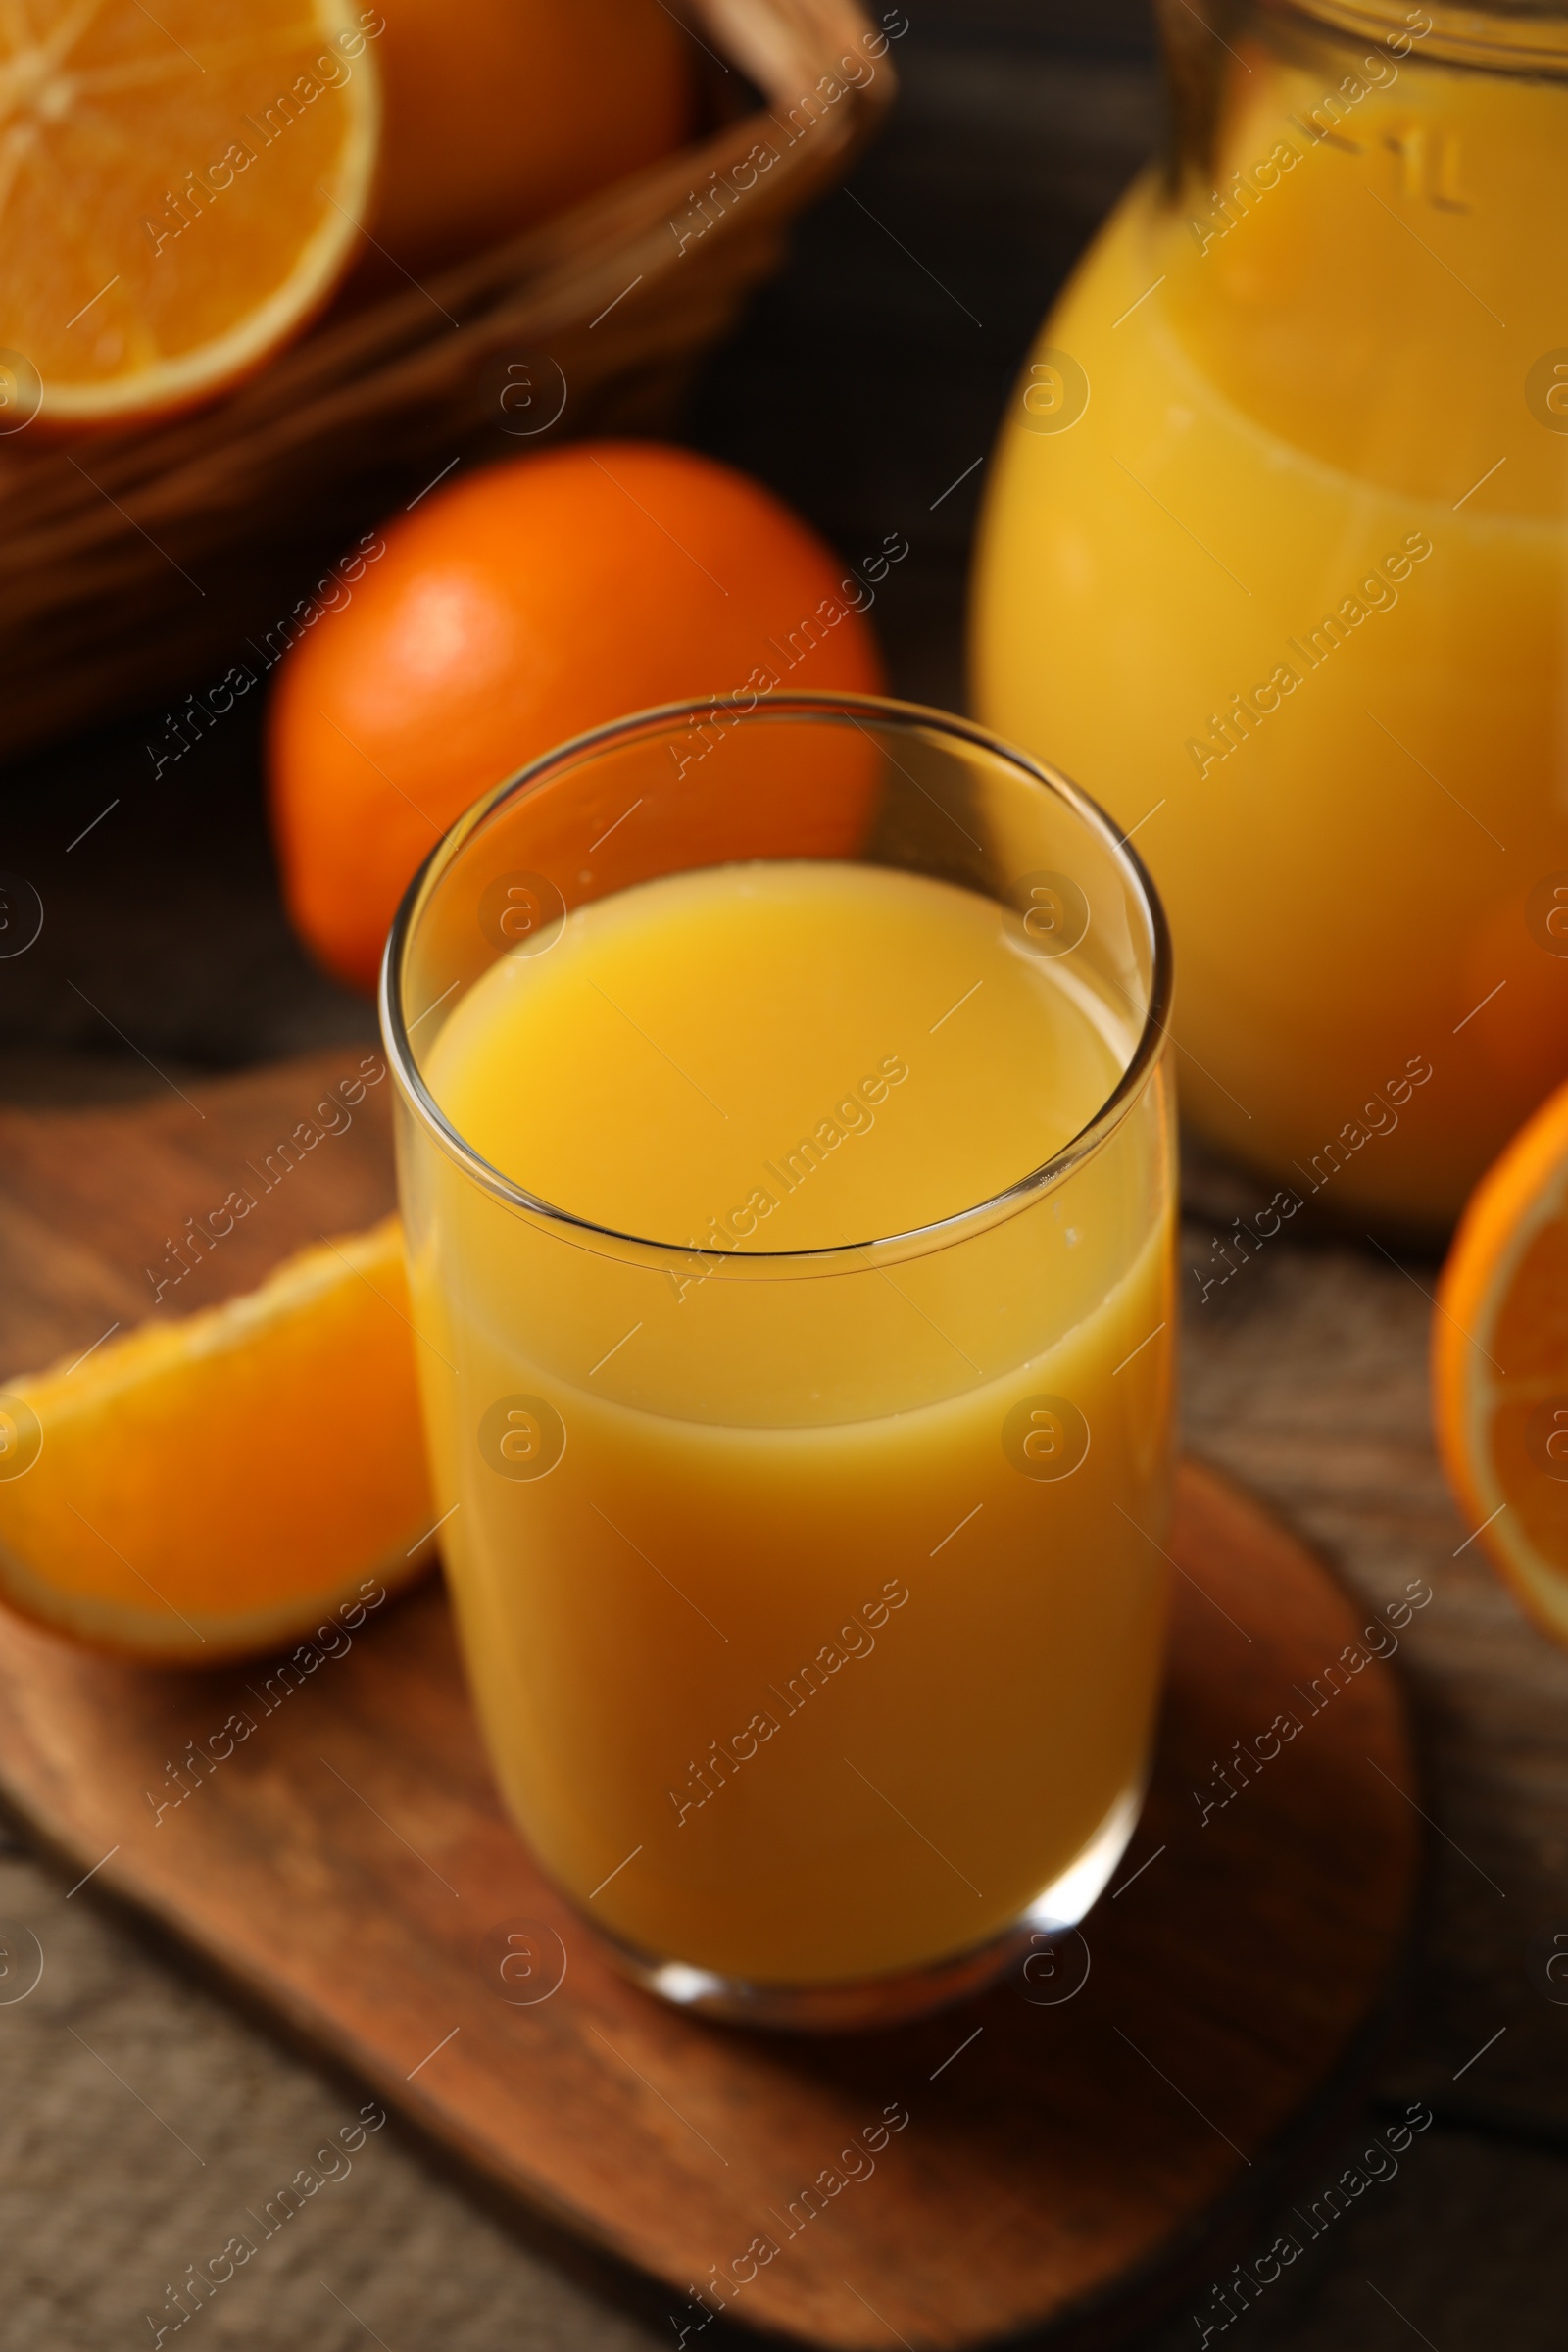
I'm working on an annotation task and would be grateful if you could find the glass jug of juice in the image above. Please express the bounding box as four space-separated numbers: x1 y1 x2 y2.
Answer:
972 0 1568 1228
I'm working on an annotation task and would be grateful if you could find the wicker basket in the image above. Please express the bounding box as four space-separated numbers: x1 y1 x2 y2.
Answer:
0 0 894 766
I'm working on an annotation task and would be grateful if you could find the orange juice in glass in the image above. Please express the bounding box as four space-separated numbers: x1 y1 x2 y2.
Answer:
383 695 1175 2027
973 0 1568 1228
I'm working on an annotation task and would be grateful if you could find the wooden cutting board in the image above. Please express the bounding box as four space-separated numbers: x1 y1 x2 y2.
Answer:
0 1053 1421 2350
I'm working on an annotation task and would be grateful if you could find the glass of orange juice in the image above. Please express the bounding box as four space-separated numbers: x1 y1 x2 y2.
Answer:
381 693 1175 2029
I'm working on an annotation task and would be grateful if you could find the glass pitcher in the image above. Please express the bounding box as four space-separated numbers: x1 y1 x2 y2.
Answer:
972 0 1568 1229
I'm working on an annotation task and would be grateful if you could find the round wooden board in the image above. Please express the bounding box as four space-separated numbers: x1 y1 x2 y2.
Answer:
0 1062 1422 2350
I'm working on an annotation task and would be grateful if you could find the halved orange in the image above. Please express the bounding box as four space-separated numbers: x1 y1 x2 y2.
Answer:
0 1217 434 1663
1436 1076 1568 1648
0 0 379 431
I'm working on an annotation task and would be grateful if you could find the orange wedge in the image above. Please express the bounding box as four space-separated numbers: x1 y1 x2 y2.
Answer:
0 1217 434 1663
1436 1076 1568 1648
0 0 379 431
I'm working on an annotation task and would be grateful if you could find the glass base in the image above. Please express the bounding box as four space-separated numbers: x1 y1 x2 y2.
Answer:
591 1781 1144 2034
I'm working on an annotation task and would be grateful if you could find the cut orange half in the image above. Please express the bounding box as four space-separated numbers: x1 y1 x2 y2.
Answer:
0 0 380 431
1436 1076 1568 1648
0 1217 435 1663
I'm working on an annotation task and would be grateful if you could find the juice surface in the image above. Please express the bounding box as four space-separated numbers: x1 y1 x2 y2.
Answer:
410 858 1175 1985
972 38 1568 1227
431 858 1120 1249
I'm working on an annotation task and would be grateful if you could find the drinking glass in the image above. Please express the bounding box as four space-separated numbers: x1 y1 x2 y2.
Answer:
382 692 1175 2029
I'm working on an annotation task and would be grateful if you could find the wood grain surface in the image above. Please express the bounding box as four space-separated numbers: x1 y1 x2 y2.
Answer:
0 1055 1419 2349
0 1049 399 1378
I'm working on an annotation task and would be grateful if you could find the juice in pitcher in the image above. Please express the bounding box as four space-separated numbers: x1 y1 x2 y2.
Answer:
973 0 1568 1227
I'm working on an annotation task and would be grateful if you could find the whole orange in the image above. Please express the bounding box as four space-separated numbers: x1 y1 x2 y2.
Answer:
368 0 694 276
269 441 888 991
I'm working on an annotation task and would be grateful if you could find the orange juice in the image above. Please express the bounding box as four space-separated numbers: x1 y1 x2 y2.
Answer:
973 11 1568 1226
405 856 1174 1990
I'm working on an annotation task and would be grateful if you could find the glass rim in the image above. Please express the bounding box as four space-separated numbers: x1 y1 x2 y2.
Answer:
379 690 1174 1275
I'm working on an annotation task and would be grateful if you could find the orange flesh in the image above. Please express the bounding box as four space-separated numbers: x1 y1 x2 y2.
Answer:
0 0 378 423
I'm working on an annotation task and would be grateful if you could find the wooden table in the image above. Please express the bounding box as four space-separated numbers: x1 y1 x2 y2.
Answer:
1 7 1563 2347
